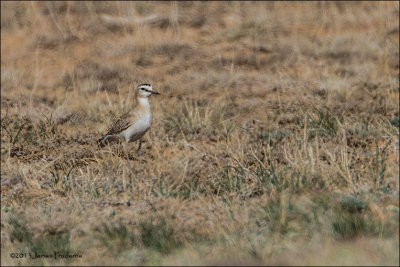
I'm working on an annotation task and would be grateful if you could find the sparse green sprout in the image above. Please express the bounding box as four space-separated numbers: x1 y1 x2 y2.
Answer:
390 117 400 127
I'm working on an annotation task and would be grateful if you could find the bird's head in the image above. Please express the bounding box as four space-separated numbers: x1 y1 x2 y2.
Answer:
137 83 160 98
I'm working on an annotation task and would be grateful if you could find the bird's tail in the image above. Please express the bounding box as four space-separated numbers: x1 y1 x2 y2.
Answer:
97 136 106 147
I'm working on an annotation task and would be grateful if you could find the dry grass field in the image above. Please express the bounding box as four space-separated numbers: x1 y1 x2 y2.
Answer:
1 1 399 266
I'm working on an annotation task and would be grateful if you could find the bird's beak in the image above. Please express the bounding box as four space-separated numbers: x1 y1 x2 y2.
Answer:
151 90 160 95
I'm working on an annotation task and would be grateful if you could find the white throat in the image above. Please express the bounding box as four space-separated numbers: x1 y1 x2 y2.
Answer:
138 96 150 109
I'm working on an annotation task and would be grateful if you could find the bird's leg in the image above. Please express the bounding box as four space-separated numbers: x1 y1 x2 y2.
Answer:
123 141 129 160
137 139 142 154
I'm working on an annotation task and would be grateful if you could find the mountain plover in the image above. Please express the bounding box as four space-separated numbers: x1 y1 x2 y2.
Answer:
98 83 160 151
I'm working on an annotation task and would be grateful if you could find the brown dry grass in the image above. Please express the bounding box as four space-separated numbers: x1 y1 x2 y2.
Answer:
1 1 399 266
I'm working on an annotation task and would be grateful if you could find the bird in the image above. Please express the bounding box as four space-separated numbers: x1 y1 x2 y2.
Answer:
98 83 160 152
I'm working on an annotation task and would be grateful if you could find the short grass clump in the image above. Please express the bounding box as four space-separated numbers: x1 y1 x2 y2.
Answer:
162 98 234 142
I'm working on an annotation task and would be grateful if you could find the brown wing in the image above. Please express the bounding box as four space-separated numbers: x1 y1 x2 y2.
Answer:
104 111 133 136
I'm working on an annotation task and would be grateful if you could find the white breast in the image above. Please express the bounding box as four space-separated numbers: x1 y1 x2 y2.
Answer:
121 112 152 142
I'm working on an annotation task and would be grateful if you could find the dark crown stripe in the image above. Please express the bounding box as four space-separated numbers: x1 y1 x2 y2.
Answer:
139 83 151 87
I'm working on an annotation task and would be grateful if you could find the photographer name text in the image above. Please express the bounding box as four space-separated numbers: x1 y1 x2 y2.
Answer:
10 251 82 260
